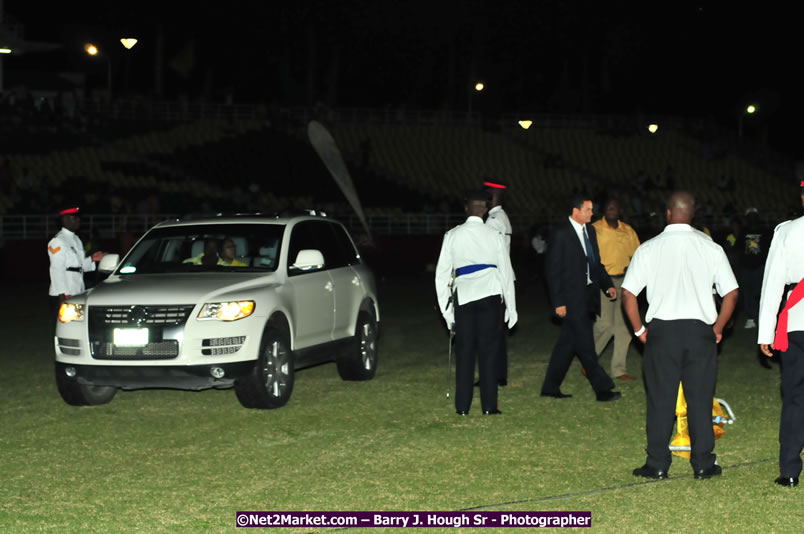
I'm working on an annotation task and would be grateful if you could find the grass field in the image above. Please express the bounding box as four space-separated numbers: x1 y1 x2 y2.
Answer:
1 275 800 533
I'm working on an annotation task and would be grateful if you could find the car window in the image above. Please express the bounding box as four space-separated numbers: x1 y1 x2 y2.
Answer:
287 221 328 275
117 223 285 274
327 222 360 266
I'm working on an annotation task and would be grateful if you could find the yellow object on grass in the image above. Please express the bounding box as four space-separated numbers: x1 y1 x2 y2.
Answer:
670 383 728 459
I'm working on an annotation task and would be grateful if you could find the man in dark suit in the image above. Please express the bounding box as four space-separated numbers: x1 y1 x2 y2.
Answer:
541 194 622 402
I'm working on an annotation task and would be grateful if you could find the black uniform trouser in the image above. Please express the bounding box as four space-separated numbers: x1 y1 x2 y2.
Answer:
541 293 615 396
49 296 62 319
455 295 501 413
780 332 804 478
643 319 718 473
496 300 508 382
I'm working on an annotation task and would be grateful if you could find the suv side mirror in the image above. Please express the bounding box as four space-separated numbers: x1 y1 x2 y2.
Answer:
290 249 325 272
98 253 120 273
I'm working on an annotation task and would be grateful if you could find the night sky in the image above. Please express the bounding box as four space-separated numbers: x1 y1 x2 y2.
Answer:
5 1 802 159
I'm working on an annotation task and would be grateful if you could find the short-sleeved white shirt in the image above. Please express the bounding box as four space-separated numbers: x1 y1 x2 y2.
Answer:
757 215 804 344
622 224 738 324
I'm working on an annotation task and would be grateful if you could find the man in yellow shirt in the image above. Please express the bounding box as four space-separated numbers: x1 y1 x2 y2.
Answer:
592 199 641 380
219 238 247 267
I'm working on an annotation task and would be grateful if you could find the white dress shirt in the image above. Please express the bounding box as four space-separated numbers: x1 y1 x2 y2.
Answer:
48 227 96 296
757 216 804 344
486 206 512 252
622 224 738 324
435 216 517 328
568 216 592 284
486 205 515 280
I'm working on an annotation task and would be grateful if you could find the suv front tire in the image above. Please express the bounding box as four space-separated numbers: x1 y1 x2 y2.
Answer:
235 328 295 409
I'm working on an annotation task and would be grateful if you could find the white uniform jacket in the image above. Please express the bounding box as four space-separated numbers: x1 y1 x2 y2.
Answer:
48 228 96 297
435 216 517 328
757 216 804 344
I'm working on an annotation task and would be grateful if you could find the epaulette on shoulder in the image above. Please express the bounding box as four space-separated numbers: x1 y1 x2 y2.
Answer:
774 220 792 233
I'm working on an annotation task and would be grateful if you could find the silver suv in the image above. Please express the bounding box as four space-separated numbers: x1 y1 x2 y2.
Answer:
54 213 380 409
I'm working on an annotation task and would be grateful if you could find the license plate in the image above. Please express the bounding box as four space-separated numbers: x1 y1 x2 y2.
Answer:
113 328 149 346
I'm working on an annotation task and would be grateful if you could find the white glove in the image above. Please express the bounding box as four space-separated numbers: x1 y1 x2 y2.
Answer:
505 309 518 329
443 309 454 330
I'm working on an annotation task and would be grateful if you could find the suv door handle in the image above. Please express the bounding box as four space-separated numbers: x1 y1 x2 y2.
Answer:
325 281 333 292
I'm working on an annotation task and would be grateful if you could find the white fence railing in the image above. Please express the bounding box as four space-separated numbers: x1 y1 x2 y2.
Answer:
0 213 500 240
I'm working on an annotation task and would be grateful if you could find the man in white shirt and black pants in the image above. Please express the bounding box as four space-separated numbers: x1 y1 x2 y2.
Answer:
484 180 514 386
757 182 804 488
622 192 738 480
435 190 517 415
48 206 104 318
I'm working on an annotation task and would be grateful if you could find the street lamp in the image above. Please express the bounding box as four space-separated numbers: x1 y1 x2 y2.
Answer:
738 104 758 138
85 42 112 93
468 80 485 117
120 38 138 50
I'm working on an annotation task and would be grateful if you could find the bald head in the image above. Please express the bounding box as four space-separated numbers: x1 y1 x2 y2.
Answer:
666 192 695 224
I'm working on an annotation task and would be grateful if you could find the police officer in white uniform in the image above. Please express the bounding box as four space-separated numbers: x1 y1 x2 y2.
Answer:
48 206 104 316
435 190 517 415
622 192 738 480
484 180 514 386
757 182 804 488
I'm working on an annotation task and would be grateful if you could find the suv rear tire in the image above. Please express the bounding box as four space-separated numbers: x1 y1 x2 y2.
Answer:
336 310 378 381
235 328 295 409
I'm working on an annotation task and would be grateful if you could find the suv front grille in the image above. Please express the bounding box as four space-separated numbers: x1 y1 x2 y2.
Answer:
89 305 194 361
91 305 195 326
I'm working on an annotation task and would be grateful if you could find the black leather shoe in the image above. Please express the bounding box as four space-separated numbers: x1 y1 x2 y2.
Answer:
694 464 722 479
775 476 799 487
596 390 622 402
483 409 502 415
541 391 572 399
632 464 668 480
456 410 468 416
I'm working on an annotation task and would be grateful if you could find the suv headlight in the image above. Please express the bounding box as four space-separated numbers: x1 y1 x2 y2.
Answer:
198 301 255 321
58 303 85 323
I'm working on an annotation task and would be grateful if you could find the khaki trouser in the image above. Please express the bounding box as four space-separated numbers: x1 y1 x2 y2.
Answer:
593 276 632 377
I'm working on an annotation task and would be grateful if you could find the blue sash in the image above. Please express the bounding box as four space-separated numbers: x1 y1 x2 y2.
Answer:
455 264 496 277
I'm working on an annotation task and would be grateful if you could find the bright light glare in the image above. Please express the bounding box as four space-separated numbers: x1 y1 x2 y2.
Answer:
0 48 11 54
518 120 533 130
84 43 99 56
58 303 85 323
198 301 255 321
475 82 485 92
120 38 138 49
648 124 659 134
746 105 757 114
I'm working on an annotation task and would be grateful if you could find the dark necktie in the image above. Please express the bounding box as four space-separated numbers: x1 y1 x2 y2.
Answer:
583 226 596 266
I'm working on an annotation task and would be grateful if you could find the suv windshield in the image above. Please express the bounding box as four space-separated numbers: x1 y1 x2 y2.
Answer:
117 223 285 275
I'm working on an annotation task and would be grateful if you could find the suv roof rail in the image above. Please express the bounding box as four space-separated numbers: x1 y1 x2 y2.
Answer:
175 210 329 221
277 209 328 218
177 212 277 220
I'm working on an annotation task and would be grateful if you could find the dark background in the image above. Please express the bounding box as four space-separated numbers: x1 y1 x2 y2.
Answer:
4 1 801 159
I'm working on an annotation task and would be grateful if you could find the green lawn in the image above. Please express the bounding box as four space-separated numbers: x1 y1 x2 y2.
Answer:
0 276 798 533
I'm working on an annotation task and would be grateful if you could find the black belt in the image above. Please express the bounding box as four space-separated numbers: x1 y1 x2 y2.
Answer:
610 274 625 279
66 267 83 273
